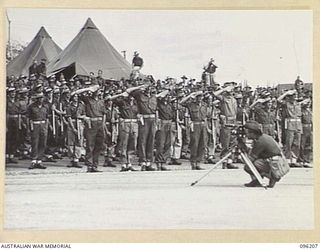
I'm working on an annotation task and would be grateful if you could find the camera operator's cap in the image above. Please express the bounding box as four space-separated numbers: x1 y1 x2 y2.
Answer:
244 120 262 134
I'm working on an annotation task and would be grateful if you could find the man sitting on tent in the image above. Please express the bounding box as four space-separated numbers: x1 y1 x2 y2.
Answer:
37 58 47 79
29 60 38 77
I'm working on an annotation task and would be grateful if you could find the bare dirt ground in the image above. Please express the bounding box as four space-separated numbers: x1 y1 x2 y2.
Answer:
5 158 314 230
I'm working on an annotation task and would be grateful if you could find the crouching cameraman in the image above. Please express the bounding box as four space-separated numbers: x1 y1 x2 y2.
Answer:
240 120 290 188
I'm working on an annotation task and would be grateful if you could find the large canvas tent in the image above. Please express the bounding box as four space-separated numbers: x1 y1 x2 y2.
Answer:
7 27 62 77
47 18 131 80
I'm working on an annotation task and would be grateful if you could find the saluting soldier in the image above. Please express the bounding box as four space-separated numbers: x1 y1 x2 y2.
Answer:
103 94 117 168
250 94 276 137
109 90 139 171
204 58 218 85
180 89 208 170
26 92 50 169
66 93 86 168
277 89 302 166
154 89 174 171
126 82 157 171
214 83 239 169
6 88 20 164
74 85 107 172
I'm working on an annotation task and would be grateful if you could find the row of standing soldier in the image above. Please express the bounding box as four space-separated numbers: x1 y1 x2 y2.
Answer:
6 71 312 173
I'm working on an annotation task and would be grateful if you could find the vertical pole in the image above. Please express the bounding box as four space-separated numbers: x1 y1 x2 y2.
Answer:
6 11 11 60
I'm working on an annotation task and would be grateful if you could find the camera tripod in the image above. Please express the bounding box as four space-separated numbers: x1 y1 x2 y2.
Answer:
190 138 268 189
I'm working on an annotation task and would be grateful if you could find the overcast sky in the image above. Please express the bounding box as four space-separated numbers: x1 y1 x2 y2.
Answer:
6 9 312 86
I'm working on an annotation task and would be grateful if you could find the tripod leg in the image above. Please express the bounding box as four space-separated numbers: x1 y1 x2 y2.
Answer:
191 151 232 186
240 152 267 188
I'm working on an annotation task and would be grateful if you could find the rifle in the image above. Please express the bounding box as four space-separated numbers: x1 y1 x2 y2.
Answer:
18 114 22 130
275 106 283 147
175 102 182 146
52 106 56 137
60 103 64 133
210 102 217 154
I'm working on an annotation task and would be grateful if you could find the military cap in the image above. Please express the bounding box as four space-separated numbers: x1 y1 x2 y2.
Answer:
44 87 53 94
134 51 139 56
244 120 262 134
41 58 47 62
33 92 44 99
53 87 60 94
181 75 188 80
19 87 29 94
35 83 43 89
260 90 271 98
8 87 16 92
62 88 70 94
29 74 36 80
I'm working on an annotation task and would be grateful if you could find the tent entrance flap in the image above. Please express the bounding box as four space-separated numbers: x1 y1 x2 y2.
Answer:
50 63 76 80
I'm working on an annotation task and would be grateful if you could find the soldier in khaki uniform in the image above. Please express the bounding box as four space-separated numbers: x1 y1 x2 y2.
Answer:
214 83 239 169
277 89 302 166
127 83 157 171
73 85 108 172
26 92 50 169
66 93 86 168
250 95 276 137
109 91 139 171
154 89 174 171
180 90 208 170
6 88 20 164
299 99 312 166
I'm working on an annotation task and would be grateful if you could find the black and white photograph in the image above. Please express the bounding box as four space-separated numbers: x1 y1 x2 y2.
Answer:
4 8 314 233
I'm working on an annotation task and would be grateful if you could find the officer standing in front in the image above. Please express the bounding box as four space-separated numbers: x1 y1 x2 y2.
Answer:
73 85 108 172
